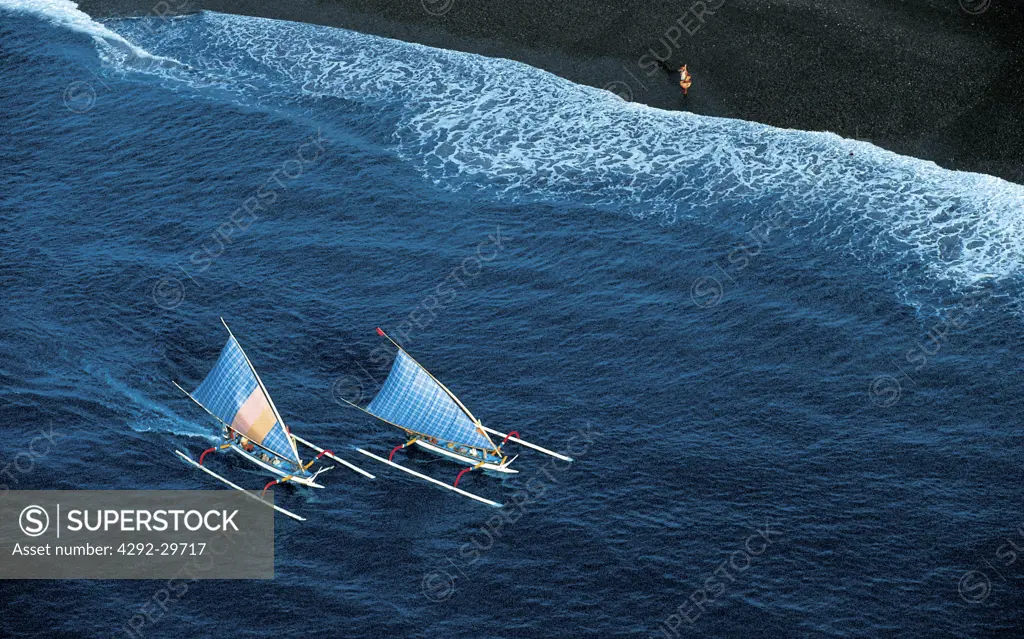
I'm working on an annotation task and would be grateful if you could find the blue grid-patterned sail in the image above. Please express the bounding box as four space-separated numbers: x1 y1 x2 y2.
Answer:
367 350 494 450
191 337 300 465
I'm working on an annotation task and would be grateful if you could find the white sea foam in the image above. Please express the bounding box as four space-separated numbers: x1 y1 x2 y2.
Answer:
0 0 182 67
81 12 1024 307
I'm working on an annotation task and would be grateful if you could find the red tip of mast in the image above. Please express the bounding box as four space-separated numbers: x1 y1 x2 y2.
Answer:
376 327 385 337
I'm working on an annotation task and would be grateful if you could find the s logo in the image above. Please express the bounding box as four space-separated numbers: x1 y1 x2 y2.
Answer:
19 505 49 537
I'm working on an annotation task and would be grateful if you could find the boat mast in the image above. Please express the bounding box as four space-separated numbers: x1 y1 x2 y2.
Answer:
220 318 303 463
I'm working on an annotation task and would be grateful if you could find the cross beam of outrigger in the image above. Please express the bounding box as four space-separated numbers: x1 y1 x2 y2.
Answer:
479 426 574 462
293 434 375 480
356 448 502 508
175 450 306 522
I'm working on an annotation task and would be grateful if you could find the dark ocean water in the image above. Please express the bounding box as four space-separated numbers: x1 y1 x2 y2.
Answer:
2 3 1024 637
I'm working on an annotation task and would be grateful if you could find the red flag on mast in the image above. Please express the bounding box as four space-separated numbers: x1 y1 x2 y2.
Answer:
376 327 385 337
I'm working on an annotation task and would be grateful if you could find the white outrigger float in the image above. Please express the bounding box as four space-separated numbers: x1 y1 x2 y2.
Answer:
174 319 374 521
345 328 572 508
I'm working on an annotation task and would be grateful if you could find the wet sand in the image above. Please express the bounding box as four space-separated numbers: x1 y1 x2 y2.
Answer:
81 0 1024 183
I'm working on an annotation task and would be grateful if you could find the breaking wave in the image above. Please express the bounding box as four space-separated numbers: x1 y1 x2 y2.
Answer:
0 0 183 68
37 10 1024 310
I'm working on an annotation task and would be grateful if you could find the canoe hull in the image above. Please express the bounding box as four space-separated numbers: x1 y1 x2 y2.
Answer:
412 439 518 475
228 444 325 488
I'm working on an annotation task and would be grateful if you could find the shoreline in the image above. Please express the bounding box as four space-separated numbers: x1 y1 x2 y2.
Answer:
80 0 1024 184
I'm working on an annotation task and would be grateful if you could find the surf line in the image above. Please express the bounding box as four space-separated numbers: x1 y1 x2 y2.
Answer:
35 0 192 114
129 0 195 37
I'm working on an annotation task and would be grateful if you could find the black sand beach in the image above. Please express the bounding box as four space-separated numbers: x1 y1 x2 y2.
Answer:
82 0 1023 183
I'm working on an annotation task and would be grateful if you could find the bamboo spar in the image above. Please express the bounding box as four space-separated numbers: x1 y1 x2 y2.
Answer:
174 451 306 521
292 434 376 480
479 426 574 462
338 397 498 461
356 448 502 508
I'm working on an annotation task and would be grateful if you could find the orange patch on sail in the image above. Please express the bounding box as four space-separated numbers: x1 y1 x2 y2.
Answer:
231 388 277 444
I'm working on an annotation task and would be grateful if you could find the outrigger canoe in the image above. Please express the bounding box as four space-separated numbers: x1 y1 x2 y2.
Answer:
174 319 373 521
343 328 573 508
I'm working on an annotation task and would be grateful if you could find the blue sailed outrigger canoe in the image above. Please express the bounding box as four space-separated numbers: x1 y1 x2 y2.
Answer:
174 319 374 521
345 328 574 508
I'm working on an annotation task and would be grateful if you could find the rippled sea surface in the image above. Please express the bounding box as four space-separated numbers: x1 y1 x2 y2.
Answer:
2 3 1024 637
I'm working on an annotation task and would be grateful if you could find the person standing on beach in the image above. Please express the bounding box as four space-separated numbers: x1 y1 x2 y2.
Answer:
656 59 693 97
679 65 692 96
